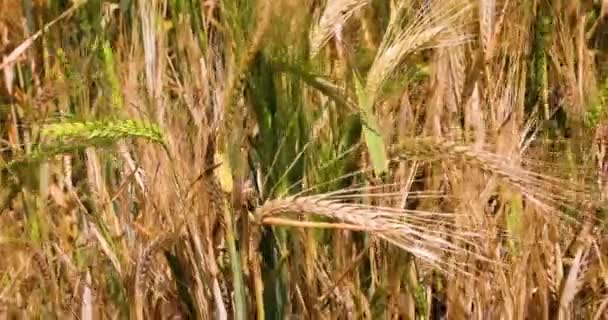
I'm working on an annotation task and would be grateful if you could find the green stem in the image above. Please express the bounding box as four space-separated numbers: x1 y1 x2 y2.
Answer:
223 201 248 319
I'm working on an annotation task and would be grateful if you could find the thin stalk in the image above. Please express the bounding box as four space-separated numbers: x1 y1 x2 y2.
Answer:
223 202 248 320
251 228 265 320
261 217 372 231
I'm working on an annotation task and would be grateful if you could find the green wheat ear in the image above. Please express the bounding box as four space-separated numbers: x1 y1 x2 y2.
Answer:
42 119 164 144
3 120 164 170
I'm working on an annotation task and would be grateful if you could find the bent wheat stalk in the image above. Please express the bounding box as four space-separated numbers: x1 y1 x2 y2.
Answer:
255 193 489 274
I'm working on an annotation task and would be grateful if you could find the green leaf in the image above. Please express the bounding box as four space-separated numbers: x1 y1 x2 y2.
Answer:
354 75 388 175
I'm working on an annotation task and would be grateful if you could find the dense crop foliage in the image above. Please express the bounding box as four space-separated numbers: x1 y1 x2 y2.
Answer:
2 0 608 318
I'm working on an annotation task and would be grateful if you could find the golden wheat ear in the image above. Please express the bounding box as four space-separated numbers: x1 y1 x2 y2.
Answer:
394 137 595 221
309 0 369 57
255 190 493 275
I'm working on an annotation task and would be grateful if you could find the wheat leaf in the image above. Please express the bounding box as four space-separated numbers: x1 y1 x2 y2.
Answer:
355 75 388 175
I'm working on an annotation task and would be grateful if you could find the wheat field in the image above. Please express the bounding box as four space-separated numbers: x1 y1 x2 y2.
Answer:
1 0 608 319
